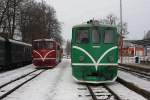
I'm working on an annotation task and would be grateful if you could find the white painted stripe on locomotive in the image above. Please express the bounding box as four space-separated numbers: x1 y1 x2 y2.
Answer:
73 46 96 64
33 50 55 62
72 63 118 66
33 50 43 60
36 66 53 68
72 75 117 84
72 46 118 70
97 46 118 64
33 58 56 60
92 46 100 48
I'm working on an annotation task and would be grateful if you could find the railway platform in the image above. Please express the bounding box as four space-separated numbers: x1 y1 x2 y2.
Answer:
119 63 150 72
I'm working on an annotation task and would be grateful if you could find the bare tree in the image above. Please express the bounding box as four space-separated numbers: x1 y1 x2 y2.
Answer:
19 0 62 44
0 0 63 44
0 0 23 38
99 14 129 36
0 0 9 26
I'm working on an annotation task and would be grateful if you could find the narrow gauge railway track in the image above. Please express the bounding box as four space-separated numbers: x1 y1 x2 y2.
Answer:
0 69 47 99
87 85 121 100
118 66 150 81
0 69 38 89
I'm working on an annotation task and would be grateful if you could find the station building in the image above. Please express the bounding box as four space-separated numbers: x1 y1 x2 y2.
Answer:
121 39 150 63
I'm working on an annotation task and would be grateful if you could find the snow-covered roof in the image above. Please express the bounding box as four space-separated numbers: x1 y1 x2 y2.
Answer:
34 39 54 42
73 23 116 28
9 39 32 46
0 37 31 46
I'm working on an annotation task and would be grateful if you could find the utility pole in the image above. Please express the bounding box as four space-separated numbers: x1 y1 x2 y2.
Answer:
120 0 123 63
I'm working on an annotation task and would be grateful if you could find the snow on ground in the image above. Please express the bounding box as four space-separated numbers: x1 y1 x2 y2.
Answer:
118 70 150 92
0 70 43 96
0 64 36 86
4 59 90 100
2 59 149 100
51 60 91 100
4 59 91 100
107 82 147 100
3 59 69 100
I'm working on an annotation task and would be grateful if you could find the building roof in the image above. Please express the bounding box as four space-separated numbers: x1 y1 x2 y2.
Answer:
132 38 150 46
123 40 135 48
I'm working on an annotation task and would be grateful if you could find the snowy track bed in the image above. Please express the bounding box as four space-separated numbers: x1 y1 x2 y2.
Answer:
3 60 70 100
87 85 120 100
118 66 150 81
1 60 149 100
0 64 36 86
119 64 150 73
107 82 147 100
85 82 147 100
0 69 46 99
117 70 150 99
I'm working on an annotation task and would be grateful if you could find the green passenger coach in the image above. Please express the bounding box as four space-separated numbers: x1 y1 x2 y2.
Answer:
71 20 119 83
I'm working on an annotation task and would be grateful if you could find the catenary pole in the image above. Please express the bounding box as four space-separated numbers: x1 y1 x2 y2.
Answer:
120 0 123 63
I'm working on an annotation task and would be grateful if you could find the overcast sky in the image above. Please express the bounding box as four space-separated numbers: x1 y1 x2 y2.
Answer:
45 0 150 41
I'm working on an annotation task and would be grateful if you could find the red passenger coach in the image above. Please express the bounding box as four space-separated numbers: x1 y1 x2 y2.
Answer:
32 39 62 68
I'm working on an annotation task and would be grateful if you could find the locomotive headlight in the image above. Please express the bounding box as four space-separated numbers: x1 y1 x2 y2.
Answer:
79 56 84 62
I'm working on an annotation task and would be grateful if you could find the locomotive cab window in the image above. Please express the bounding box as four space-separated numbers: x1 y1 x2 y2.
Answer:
92 29 100 44
76 30 89 43
47 42 53 49
33 41 53 49
104 30 114 43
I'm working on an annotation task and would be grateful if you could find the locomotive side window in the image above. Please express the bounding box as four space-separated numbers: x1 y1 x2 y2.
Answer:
76 30 89 43
92 29 100 43
104 30 114 43
57 45 60 50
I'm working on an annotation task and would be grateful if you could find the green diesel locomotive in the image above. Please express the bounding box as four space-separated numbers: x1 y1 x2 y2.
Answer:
71 20 119 83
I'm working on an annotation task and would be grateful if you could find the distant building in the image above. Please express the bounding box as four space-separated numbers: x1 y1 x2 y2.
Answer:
122 40 144 57
120 30 150 63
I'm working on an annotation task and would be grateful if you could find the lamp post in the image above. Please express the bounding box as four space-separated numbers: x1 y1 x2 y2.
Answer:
120 0 123 63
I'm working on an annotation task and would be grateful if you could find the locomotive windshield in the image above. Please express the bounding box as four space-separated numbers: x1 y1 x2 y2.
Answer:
76 29 89 43
92 29 100 43
33 41 53 49
104 30 114 43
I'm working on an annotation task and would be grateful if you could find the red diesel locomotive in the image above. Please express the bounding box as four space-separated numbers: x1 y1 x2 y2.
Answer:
32 39 62 68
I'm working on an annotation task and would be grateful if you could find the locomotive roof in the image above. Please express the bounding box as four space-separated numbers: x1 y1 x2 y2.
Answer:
73 23 116 29
34 39 55 42
9 39 32 46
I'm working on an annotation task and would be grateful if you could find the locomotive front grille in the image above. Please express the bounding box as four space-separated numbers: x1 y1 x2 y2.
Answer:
85 71 113 81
